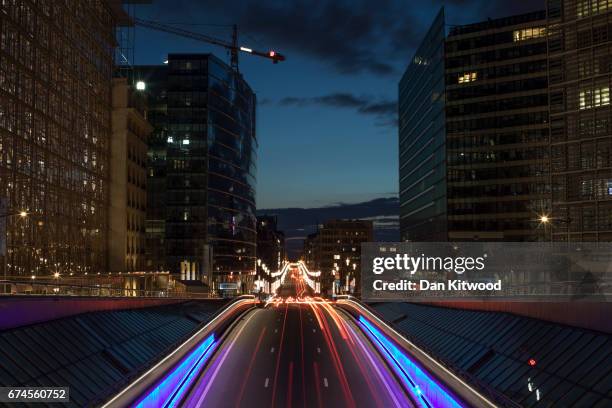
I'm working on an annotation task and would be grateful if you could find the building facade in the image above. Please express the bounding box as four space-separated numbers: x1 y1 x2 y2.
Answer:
0 1 121 277
400 8 552 242
314 219 373 296
256 215 285 273
399 9 447 242
547 0 612 241
302 232 320 272
135 54 257 290
109 78 152 272
445 11 550 241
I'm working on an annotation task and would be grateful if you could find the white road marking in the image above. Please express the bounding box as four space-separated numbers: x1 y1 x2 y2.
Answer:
274 328 278 333
270 347 275 353
312 329 316 333
323 378 329 388
264 378 270 388
317 347 321 354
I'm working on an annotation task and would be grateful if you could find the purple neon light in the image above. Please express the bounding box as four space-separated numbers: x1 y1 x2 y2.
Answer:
359 316 464 408
134 334 216 408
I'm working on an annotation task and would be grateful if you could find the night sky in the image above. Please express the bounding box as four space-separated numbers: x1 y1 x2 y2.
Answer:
132 0 542 209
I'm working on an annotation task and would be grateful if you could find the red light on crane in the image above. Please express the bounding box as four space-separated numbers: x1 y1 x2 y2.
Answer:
528 358 537 367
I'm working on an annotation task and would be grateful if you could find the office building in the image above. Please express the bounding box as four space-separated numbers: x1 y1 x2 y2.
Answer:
312 219 373 296
399 9 447 242
302 232 320 272
547 0 612 241
109 78 152 272
256 215 285 273
135 54 257 290
445 11 550 241
400 8 551 242
0 1 126 277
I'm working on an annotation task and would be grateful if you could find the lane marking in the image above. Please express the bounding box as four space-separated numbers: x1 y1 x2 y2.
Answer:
270 347 275 353
265 378 270 388
313 362 323 408
317 347 321 354
274 328 278 333
312 329 316 333
271 303 289 408
323 377 329 388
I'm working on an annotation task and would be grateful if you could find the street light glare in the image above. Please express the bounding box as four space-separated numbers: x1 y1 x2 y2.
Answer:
19 211 27 217
540 215 550 224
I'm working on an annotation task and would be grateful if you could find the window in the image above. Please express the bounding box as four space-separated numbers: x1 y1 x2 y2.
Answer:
577 0 612 17
579 87 610 109
513 27 546 42
458 72 477 84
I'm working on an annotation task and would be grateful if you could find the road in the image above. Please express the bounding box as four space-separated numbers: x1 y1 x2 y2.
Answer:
181 299 415 407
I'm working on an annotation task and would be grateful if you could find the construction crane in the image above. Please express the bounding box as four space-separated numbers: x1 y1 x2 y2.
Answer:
133 18 286 71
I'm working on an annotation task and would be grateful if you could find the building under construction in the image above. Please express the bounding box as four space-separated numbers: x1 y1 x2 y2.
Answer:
0 1 131 277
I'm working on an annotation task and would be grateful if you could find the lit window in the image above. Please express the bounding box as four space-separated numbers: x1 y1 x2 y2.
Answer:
183 139 190 145
167 136 173 143
136 81 146 90
578 0 610 17
580 86 610 110
458 72 477 84
513 27 546 42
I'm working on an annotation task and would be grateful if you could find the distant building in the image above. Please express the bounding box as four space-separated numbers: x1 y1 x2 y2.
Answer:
109 78 153 272
302 232 320 272
400 8 551 242
547 0 612 241
0 2 127 277
134 54 257 291
310 220 373 296
256 215 285 273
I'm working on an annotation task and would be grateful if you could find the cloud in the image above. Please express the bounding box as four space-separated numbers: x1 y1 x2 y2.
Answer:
143 0 545 76
143 0 427 75
279 93 397 127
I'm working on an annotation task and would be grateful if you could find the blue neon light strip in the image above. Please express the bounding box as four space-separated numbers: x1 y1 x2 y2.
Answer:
359 316 463 408
135 334 216 408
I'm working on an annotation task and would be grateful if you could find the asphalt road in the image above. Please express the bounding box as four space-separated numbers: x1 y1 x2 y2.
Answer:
181 299 415 407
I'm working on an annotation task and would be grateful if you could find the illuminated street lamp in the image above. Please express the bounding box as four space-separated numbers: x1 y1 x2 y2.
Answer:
539 215 549 224
0 210 28 219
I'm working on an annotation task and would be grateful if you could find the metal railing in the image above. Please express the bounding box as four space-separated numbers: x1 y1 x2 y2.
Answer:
336 296 521 408
0 280 219 299
102 295 258 407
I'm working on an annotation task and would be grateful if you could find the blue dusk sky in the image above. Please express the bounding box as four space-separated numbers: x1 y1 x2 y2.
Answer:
131 0 542 208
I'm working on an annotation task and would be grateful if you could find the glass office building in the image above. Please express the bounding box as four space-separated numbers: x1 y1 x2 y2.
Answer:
398 9 447 241
135 54 257 289
445 11 550 241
